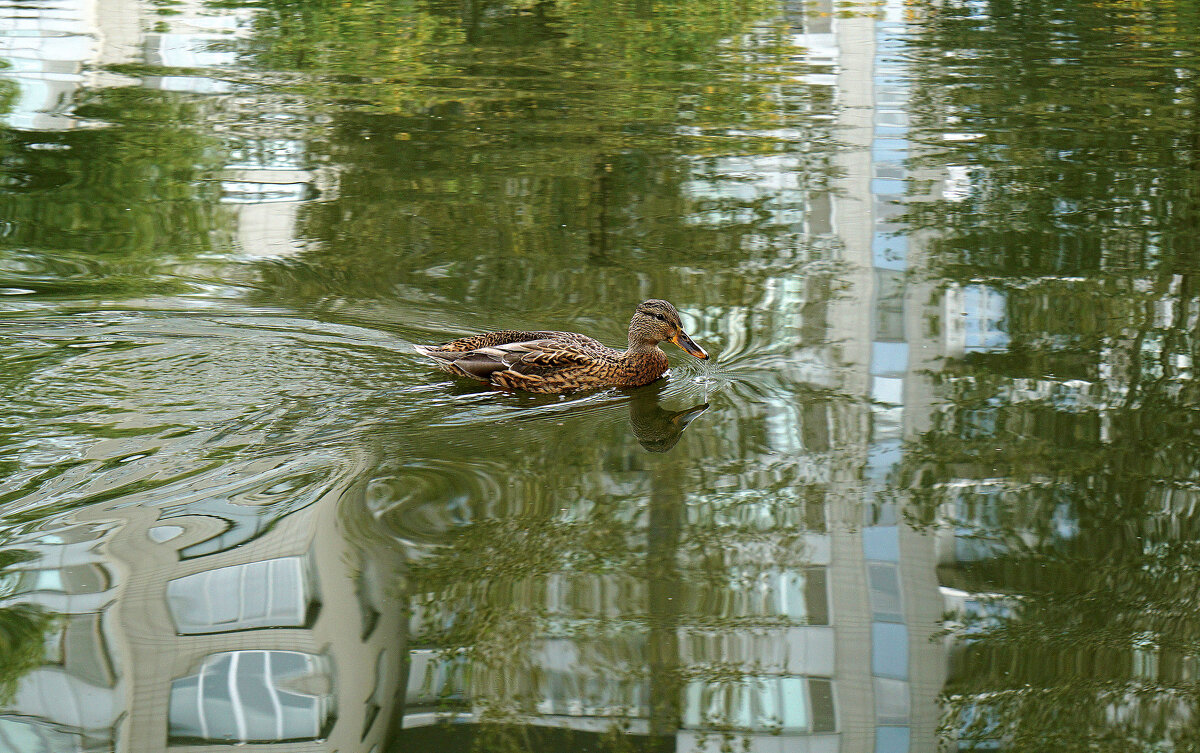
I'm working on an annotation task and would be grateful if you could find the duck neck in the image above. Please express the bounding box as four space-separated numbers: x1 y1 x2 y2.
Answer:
622 334 671 384
626 335 662 356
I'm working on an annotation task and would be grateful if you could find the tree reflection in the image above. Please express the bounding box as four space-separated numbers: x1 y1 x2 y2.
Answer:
901 0 1200 749
246 0 833 321
0 87 231 299
0 548 57 705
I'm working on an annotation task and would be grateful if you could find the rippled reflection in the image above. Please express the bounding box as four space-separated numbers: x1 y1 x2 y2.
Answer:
899 0 1200 750
628 383 709 454
0 455 407 750
0 0 1199 749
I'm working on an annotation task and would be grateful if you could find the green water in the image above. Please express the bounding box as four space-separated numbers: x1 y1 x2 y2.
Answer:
1 0 1199 751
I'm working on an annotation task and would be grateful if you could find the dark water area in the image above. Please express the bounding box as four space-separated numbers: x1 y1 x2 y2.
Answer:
1 0 1200 751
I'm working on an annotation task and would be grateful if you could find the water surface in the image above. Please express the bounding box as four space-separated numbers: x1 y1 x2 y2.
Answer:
1 0 1199 751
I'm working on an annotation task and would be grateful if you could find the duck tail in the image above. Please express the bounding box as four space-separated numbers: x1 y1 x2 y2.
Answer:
414 344 463 375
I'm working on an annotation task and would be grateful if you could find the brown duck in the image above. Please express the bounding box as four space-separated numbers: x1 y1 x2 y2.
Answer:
414 299 709 393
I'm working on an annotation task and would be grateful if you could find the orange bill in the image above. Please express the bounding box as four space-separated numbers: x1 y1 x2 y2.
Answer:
671 331 709 360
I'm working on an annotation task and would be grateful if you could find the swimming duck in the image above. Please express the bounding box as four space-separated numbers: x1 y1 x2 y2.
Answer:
414 299 709 393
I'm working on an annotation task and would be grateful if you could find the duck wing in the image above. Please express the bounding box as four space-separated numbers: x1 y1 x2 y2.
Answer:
431 330 603 352
418 339 607 382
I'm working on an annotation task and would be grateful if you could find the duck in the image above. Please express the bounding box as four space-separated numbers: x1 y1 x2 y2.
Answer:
414 299 709 394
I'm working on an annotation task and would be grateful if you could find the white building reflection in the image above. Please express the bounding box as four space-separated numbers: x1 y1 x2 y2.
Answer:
0 427 403 753
0 3 359 744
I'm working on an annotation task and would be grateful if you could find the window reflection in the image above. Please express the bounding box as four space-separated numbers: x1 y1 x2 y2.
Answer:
682 567 830 624
405 650 468 710
0 715 113 753
870 623 909 680
867 563 904 623
681 676 836 734
3 565 110 596
875 269 907 341
43 613 116 689
945 284 1009 354
168 650 334 744
166 555 317 634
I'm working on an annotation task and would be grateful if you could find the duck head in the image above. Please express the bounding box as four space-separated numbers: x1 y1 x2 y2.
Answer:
629 299 709 359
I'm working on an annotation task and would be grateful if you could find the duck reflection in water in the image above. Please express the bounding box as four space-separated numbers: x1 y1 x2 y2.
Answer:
627 380 709 453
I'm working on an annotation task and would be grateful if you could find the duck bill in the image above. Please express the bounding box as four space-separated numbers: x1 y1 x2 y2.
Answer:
671 403 710 428
671 331 709 360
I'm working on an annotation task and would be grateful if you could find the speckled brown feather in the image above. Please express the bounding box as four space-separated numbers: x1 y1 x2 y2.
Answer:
425 330 602 352
414 300 706 394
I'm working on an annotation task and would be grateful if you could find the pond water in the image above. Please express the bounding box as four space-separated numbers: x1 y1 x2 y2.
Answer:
1 0 1199 751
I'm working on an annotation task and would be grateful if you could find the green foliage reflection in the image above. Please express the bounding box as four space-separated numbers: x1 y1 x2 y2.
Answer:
902 0 1200 749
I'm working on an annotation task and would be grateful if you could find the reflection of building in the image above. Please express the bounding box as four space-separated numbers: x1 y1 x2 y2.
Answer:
0 0 335 260
673 0 957 746
0 0 135 131
0 448 406 752
0 521 123 750
674 527 840 752
0 0 243 131
829 0 948 751
0 0 360 723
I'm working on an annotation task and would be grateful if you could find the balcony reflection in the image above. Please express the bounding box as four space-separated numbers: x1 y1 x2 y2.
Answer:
168 649 334 744
0 526 116 750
